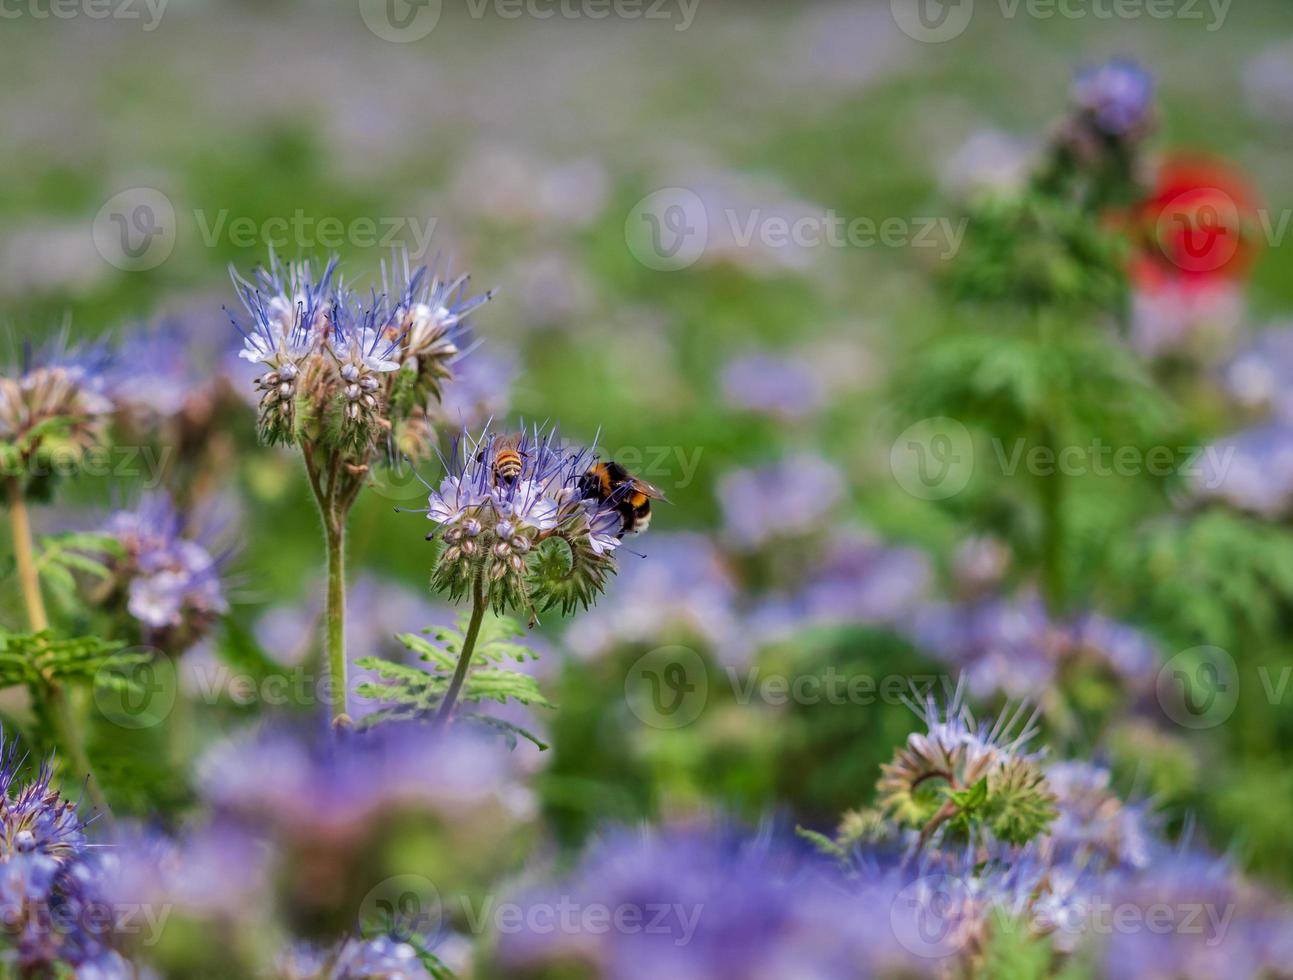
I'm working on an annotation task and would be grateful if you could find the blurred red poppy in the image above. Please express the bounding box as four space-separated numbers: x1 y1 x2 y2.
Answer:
1131 154 1262 291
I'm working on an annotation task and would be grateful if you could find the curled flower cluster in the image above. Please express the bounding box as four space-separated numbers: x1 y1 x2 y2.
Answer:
99 492 229 652
0 339 113 496
416 425 631 616
230 251 493 461
878 682 1057 847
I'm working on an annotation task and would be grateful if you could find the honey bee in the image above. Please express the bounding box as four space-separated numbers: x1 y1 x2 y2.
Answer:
478 433 526 486
579 460 667 537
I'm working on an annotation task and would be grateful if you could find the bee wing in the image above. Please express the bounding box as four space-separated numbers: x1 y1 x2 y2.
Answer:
632 476 669 502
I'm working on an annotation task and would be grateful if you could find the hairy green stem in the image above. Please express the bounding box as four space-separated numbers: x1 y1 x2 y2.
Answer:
434 574 486 731
324 515 348 724
7 477 48 632
6 478 110 815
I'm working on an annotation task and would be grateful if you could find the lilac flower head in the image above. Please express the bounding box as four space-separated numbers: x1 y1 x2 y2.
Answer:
229 252 339 368
495 825 940 980
719 353 823 420
197 722 527 845
383 251 494 367
1042 761 1154 872
278 934 433 979
718 453 844 550
412 423 633 615
0 736 122 973
228 249 495 461
789 529 931 630
1072 59 1155 137
430 348 517 430
1097 850 1293 980
1190 422 1293 519
906 594 1160 704
564 533 746 667
104 317 219 422
1224 325 1293 422
100 492 230 650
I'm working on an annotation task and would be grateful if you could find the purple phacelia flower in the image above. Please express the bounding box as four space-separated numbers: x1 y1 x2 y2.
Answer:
719 353 823 420
495 825 942 980
1072 59 1155 137
100 492 230 650
718 453 844 550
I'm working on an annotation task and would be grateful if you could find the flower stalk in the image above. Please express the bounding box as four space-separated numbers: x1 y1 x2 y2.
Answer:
433 572 487 730
5 477 109 816
7 476 47 632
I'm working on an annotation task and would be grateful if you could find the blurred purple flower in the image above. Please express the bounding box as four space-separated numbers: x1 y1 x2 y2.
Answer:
1042 761 1154 872
100 492 230 648
0 737 123 972
496 825 940 980
1072 59 1155 137
278 934 432 979
429 347 518 430
197 722 532 846
98 820 268 925
905 595 1160 702
906 595 1059 701
718 454 844 550
719 354 823 421
564 533 747 666
749 530 931 642
1223 325 1293 422
1189 422 1293 519
1098 851 1293 980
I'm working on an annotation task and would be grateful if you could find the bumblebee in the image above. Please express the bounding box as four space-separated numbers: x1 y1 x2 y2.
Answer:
478 433 526 486
580 460 667 537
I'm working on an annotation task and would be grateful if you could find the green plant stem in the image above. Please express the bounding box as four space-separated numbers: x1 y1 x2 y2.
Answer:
7 477 47 632
1038 450 1066 614
324 515 348 724
6 477 110 816
434 574 486 731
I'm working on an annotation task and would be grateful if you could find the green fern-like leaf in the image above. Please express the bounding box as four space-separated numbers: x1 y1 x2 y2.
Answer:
357 610 551 742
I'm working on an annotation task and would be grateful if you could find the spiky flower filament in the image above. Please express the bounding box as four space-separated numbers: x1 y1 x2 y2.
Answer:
878 689 1056 848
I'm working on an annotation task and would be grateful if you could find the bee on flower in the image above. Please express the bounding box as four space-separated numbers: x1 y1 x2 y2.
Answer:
413 424 644 618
